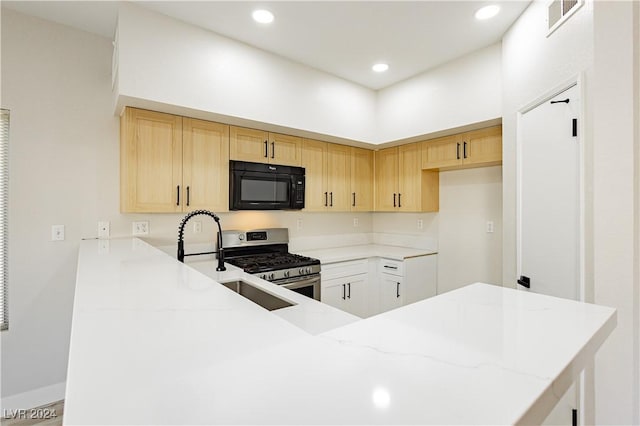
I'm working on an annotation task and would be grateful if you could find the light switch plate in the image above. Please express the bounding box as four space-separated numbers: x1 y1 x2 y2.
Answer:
98 221 110 239
486 221 495 233
51 225 65 241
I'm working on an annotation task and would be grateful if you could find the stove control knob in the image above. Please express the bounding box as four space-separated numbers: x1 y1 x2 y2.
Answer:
284 271 290 278
268 273 275 280
299 268 305 274
306 267 312 274
238 234 245 241
260 274 266 280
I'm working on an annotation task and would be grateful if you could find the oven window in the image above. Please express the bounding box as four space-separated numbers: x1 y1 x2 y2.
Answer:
290 285 315 299
241 178 289 202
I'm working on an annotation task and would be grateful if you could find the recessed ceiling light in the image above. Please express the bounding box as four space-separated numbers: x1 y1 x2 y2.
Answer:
475 5 500 20
252 9 274 24
372 63 389 73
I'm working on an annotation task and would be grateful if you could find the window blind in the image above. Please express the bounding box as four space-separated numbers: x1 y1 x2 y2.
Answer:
1 109 8 331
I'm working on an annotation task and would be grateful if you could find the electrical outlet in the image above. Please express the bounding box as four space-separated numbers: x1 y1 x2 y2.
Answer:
486 221 495 233
132 221 149 236
193 221 202 234
353 218 359 227
297 218 303 230
51 225 65 241
98 221 110 239
417 219 424 230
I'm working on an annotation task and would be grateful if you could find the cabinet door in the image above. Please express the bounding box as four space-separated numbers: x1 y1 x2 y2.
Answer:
379 274 404 313
120 108 183 213
374 147 398 211
321 277 348 310
301 139 328 211
421 134 463 170
463 125 502 166
398 143 422 212
326 143 351 211
229 126 269 163
182 118 230 212
343 276 368 318
403 254 437 304
269 133 302 166
350 147 373 211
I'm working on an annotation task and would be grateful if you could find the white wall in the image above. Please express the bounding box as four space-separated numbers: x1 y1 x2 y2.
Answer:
436 166 502 294
502 0 640 423
376 44 502 143
0 9 119 404
116 4 503 146
116 3 377 144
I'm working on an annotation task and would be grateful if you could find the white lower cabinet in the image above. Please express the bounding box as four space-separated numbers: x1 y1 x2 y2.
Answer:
321 259 371 318
379 274 404 312
322 275 368 318
321 254 437 317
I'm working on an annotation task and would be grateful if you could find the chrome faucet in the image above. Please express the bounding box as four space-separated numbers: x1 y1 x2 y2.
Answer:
177 210 226 271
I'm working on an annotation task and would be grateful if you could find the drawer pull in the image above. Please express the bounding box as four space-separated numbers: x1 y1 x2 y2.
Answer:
342 284 346 300
384 265 398 270
176 185 180 206
396 282 400 298
347 283 351 299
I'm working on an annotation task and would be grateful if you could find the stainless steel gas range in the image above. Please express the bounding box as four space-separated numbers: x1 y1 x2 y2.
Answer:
221 228 321 301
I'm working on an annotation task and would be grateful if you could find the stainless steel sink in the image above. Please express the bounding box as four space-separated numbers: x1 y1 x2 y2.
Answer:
220 280 295 311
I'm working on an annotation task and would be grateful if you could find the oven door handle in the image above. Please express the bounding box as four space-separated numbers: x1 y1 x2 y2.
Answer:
275 275 320 287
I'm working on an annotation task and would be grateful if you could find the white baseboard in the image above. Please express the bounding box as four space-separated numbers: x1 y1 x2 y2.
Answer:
1 381 65 411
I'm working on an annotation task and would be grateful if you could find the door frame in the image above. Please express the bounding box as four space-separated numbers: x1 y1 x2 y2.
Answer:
515 74 587 424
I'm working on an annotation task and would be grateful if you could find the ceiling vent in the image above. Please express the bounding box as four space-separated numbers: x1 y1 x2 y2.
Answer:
547 0 582 35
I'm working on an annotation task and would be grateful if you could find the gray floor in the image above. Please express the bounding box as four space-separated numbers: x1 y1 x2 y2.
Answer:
2 401 63 426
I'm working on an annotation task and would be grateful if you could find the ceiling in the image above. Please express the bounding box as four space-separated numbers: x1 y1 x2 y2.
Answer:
3 1 530 90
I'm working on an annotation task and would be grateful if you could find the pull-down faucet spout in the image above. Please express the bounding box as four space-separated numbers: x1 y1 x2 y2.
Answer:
177 210 226 271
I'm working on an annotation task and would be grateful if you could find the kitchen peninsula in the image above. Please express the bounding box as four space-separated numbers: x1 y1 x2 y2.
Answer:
64 238 616 425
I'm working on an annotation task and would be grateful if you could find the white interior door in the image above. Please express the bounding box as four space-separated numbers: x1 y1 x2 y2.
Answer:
518 84 580 300
517 83 581 426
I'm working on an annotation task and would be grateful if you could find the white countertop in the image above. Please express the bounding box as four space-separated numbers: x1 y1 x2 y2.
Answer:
64 238 616 425
299 244 437 264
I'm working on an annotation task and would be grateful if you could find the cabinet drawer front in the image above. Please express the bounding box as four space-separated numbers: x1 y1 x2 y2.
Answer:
379 258 404 276
322 259 368 280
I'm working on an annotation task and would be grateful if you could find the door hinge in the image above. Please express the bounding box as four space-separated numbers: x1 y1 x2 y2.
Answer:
517 275 531 288
572 119 577 137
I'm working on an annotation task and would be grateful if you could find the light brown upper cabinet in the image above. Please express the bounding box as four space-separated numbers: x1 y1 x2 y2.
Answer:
182 118 230 212
350 147 374 211
375 143 439 212
301 139 352 211
229 126 302 166
422 125 502 170
120 107 229 213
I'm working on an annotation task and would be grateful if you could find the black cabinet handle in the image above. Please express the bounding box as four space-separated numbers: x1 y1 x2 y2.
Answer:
352 192 356 207
463 141 468 159
264 140 268 157
271 142 275 159
324 192 328 207
342 284 346 300
347 283 351 299
186 186 190 206
330 192 333 207
398 193 402 208
393 193 396 207
396 282 400 298
176 185 180 206
456 143 460 160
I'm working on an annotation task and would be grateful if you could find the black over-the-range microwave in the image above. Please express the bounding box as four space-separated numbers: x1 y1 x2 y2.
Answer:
229 160 305 210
